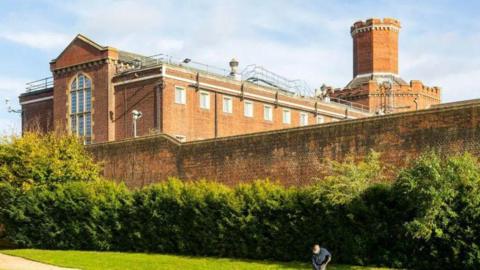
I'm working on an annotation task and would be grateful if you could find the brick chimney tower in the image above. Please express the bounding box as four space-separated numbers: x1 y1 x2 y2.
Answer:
351 18 401 77
332 17 441 114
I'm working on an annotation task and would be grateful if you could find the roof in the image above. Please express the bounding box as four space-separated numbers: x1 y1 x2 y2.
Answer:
345 73 407 89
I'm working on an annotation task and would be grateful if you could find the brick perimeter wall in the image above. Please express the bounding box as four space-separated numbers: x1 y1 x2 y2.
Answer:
88 101 480 187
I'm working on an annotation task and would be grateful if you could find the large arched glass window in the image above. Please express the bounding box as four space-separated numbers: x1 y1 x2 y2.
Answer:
70 74 92 142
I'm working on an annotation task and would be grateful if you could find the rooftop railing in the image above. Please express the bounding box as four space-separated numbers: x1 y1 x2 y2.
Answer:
129 54 231 77
26 77 53 92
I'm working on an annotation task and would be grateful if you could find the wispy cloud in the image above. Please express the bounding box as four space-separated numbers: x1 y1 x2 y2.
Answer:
0 31 71 50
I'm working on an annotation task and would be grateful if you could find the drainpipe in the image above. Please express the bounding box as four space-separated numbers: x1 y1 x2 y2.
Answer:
214 92 218 138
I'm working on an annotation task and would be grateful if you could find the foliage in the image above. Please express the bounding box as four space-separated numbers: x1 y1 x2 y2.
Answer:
0 138 479 269
393 152 480 269
312 151 387 205
0 180 129 250
0 132 100 190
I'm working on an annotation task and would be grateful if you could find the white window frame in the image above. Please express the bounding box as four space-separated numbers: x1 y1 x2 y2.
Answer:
300 112 308 126
223 96 233 113
264 105 273 121
244 100 254 117
175 86 186 104
282 109 291 124
199 91 210 109
316 115 324 124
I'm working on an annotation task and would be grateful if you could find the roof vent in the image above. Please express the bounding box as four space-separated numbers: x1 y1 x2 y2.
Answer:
229 58 241 80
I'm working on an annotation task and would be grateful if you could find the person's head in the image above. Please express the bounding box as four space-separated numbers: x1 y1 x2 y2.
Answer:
312 244 320 254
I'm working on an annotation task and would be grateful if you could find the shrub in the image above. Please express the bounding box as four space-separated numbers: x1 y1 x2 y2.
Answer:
393 153 480 269
0 180 130 250
1 145 479 269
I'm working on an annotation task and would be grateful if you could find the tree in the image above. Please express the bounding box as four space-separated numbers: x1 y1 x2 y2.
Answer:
312 151 388 205
0 132 101 190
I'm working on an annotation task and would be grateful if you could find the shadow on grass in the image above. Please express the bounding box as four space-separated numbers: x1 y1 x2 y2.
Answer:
152 253 378 270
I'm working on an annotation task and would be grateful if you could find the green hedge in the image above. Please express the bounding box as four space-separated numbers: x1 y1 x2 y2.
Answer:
1 153 479 269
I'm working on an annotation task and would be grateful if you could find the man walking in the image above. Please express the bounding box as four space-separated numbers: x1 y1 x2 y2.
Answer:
312 244 331 270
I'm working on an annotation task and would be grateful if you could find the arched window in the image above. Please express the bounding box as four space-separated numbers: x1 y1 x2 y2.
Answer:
70 74 92 142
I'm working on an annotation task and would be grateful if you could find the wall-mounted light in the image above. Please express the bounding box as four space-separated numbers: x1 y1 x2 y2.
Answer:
132 110 143 138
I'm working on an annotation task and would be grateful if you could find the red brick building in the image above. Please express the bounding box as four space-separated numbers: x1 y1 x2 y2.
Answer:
19 18 440 143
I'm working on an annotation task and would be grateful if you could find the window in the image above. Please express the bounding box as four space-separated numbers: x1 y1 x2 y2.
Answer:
175 86 186 104
316 115 324 124
70 73 92 142
244 100 253 117
300 112 308 126
282 109 291 124
199 91 210 109
223 96 233 113
264 105 273 121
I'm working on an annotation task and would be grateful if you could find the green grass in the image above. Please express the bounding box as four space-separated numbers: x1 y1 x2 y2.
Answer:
1 249 391 270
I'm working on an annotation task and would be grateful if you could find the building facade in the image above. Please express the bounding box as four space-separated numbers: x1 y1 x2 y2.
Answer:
19 18 441 143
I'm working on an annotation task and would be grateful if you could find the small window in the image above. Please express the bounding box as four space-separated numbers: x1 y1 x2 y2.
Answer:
264 105 273 121
316 115 324 124
175 86 186 104
199 91 210 109
282 109 291 124
244 100 253 117
300 112 308 126
223 96 233 113
175 135 186 142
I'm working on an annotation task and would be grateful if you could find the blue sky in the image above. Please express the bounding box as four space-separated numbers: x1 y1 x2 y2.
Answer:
1 0 479 133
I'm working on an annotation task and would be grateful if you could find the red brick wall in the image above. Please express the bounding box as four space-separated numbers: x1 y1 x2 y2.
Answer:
114 78 160 139
88 101 480 187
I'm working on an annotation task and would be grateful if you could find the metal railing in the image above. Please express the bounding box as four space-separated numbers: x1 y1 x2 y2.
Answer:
329 97 370 112
240 64 314 97
124 54 231 77
26 77 53 92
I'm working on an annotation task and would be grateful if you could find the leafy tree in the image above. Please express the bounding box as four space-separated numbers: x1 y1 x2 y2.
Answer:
0 132 101 190
312 151 388 205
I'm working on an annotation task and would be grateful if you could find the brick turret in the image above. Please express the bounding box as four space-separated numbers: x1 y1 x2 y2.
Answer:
331 17 441 113
351 18 400 77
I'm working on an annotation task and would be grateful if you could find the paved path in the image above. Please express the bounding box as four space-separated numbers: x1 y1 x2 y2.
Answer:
0 253 78 270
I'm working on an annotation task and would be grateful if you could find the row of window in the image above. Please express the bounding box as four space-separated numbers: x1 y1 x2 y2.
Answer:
175 86 325 125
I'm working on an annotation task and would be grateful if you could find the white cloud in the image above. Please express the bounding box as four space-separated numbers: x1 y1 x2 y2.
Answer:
0 31 71 50
2 0 479 106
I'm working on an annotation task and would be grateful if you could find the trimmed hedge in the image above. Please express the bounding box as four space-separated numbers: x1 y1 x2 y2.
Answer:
1 153 480 269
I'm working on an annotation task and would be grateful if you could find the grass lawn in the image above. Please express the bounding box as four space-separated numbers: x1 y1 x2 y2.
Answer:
0 249 391 270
